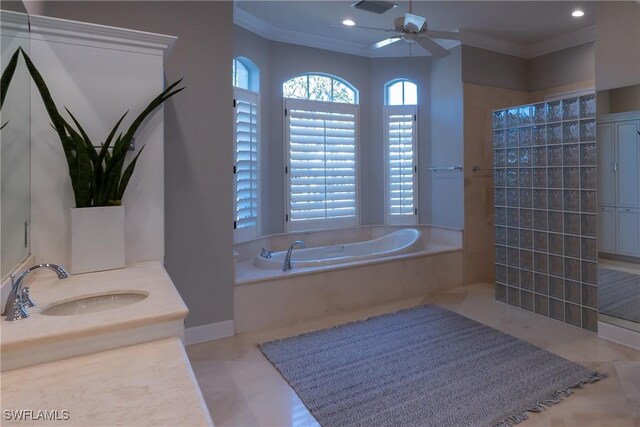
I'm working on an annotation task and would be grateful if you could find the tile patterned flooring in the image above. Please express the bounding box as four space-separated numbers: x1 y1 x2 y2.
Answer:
187 283 640 427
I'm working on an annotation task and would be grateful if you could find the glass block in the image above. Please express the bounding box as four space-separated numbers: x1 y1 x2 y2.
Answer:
519 127 532 146
546 123 562 144
507 227 520 246
534 209 547 230
535 294 549 316
520 250 533 271
547 145 563 166
533 103 546 124
562 97 579 120
506 128 519 147
496 283 507 302
520 229 533 249
533 125 546 145
549 298 564 321
507 190 519 208
520 208 533 229
564 190 580 212
563 167 580 188
495 226 506 244
508 267 519 286
582 284 597 308
579 94 595 118
547 100 562 122
565 302 581 327
564 236 580 258
533 168 547 188
507 286 520 306
564 258 580 281
580 167 596 189
581 190 596 212
548 189 563 210
564 280 581 304
580 119 596 142
549 276 563 298
507 248 520 266
548 167 563 188
495 188 506 206
582 260 597 285
549 255 564 277
496 265 507 283
493 130 506 148
580 143 596 166
519 169 532 187
564 212 580 235
518 105 532 126
534 231 548 252
495 207 506 225
582 307 597 332
521 291 534 311
533 147 547 166
519 188 532 208
494 149 506 168
506 168 518 187
506 148 518 166
581 237 597 261
581 214 596 237
496 245 507 264
533 189 547 208
507 108 519 127
507 207 519 226
563 121 579 143
494 169 506 187
493 110 506 129
563 144 579 166
534 252 548 273
548 211 563 233
519 148 532 166
534 273 549 295
549 233 563 255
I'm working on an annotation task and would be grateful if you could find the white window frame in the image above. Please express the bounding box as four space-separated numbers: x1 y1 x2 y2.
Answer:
384 105 418 225
233 87 261 243
284 98 360 232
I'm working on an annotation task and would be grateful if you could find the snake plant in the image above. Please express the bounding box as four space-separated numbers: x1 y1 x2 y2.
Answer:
0 48 21 130
20 47 184 207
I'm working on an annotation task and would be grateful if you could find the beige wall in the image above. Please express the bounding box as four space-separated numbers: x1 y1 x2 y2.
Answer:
528 43 595 92
609 84 640 113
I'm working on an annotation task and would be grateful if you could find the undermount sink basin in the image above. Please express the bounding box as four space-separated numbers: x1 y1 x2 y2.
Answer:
41 292 148 316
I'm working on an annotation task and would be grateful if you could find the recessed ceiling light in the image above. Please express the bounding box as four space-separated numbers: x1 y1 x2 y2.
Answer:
342 19 356 26
571 9 585 17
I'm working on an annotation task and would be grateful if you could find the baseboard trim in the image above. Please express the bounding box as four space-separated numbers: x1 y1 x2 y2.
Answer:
185 320 235 346
598 321 640 350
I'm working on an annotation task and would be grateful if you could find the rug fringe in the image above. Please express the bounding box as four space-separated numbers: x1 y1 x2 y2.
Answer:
493 371 609 427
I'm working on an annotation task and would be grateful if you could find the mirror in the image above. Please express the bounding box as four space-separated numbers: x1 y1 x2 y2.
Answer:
596 84 640 332
1 8 31 280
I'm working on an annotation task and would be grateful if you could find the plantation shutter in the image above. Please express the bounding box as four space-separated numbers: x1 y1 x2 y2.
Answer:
285 99 359 231
385 105 418 225
233 89 260 242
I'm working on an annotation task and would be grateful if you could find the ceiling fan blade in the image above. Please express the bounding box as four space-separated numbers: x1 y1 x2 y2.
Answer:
369 37 402 50
404 12 426 31
414 35 450 58
423 30 464 41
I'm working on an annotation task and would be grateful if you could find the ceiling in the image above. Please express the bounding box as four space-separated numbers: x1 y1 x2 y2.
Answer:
234 1 597 58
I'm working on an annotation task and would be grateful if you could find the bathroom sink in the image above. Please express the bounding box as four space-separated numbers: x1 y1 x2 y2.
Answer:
41 292 148 316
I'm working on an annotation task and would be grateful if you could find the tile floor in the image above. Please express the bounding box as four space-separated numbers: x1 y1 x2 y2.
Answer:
187 283 640 427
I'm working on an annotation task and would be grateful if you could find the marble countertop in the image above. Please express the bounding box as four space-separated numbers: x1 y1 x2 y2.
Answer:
1 337 213 426
1 261 188 353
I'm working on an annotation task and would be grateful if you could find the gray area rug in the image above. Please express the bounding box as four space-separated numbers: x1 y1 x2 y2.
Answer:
599 267 640 323
259 305 606 427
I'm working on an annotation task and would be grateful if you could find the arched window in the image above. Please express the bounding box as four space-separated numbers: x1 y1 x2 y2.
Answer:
283 74 360 231
385 79 418 106
384 79 418 225
232 57 260 242
283 73 358 104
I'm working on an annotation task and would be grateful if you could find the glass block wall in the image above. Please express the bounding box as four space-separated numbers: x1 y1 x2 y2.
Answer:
493 94 598 331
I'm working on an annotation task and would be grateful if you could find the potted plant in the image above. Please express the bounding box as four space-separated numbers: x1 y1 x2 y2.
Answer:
19 48 183 273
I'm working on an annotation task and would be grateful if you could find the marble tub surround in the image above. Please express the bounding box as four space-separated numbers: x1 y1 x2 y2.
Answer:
2 338 213 426
1 261 188 371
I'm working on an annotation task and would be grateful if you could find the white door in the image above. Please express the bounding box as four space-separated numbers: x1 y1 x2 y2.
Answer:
616 207 640 257
598 206 617 254
597 123 616 206
616 120 640 207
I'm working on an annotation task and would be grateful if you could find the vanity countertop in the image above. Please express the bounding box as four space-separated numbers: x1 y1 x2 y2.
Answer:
1 337 213 426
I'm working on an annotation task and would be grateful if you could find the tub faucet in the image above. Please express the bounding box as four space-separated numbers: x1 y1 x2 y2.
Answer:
3 264 69 321
283 240 305 271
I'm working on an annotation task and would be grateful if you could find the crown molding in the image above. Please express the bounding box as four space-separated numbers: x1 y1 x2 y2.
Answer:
526 25 596 58
0 10 29 37
26 13 177 57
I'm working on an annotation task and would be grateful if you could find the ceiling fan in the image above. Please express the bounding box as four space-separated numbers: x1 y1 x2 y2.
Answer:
344 1 463 58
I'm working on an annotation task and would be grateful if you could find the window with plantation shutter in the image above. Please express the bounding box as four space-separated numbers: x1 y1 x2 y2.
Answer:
233 88 260 242
385 105 418 225
285 98 359 231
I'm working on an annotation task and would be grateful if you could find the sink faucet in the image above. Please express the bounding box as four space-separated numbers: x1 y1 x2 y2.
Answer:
283 240 305 271
3 264 69 321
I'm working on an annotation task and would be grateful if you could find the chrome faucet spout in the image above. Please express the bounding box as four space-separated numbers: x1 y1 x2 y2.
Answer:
283 240 305 271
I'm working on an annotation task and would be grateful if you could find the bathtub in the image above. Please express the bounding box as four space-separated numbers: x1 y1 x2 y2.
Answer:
253 229 421 270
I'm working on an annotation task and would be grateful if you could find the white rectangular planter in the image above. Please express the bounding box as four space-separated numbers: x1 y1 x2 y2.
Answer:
71 206 125 274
